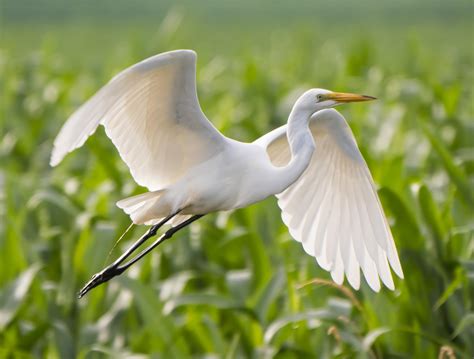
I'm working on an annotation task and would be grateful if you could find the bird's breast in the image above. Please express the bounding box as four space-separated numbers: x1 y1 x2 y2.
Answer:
177 143 277 214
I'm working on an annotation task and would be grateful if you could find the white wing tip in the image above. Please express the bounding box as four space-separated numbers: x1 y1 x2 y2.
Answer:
330 270 344 286
180 49 197 56
391 259 404 279
397 268 404 279
350 279 361 291
328 271 390 292
346 272 361 291
49 150 63 167
136 49 197 72
383 279 395 291
163 49 197 61
368 279 381 292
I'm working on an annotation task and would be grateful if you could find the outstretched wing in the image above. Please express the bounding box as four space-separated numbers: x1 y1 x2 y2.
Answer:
50 50 227 190
256 108 403 291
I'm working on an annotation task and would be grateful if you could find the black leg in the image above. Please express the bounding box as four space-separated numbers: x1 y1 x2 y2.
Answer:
78 213 203 298
116 214 204 271
109 213 177 269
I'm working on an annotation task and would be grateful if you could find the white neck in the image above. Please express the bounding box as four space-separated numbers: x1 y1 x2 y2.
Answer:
273 106 315 193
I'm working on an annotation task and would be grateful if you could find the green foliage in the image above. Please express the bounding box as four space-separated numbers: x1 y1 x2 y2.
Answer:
1 2 473 358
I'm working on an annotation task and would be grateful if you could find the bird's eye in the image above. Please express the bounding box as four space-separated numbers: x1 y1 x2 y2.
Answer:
316 94 323 101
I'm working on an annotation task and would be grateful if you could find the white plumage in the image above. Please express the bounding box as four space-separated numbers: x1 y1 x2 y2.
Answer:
51 49 403 292
256 109 403 291
51 50 225 190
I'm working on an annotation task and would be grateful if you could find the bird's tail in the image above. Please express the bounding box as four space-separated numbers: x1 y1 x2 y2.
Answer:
117 190 167 225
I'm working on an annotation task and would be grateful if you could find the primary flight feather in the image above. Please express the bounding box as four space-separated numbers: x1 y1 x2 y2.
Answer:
51 49 403 295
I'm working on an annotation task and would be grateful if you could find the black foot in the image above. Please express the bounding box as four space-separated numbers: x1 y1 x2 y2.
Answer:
78 265 125 298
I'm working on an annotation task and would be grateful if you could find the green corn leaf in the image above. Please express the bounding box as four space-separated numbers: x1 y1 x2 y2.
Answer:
0 265 40 330
451 313 474 338
421 122 473 208
362 327 391 351
433 267 465 310
264 309 332 344
163 292 257 321
254 268 285 323
418 184 446 260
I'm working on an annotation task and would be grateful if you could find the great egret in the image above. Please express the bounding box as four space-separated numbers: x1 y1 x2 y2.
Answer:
50 50 403 298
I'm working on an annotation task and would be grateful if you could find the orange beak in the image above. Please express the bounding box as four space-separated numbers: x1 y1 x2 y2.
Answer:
325 92 376 103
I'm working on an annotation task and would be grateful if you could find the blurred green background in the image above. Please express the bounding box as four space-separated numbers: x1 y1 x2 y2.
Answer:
1 0 473 358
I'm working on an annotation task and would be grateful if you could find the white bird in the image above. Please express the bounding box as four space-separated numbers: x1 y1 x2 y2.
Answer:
50 50 403 297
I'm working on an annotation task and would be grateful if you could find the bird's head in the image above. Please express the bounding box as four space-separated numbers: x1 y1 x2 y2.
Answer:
296 88 376 114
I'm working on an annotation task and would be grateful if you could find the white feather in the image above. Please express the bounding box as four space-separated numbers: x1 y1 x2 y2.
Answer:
260 109 403 290
51 52 403 292
50 50 226 191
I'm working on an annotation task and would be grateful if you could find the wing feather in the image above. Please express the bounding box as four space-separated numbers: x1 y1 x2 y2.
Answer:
51 50 227 190
256 108 403 291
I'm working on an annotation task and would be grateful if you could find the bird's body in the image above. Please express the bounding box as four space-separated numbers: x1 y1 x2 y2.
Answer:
128 139 281 219
51 49 403 295
175 140 285 213
117 107 316 223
